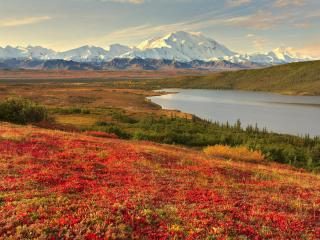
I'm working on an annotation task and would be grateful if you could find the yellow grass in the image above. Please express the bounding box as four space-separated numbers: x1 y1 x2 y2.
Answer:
203 145 265 163
55 115 98 127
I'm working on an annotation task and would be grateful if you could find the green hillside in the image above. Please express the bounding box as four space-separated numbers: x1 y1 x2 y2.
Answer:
165 60 320 95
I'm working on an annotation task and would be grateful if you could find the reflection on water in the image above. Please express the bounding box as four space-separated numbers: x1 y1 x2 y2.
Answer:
149 89 320 137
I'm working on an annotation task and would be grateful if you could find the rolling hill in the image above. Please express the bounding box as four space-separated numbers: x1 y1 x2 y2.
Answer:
0 123 319 239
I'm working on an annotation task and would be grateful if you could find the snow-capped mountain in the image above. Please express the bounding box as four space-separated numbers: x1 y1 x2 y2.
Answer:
266 47 312 64
0 46 56 60
122 31 236 61
56 44 133 62
107 44 132 59
56 45 109 62
0 31 315 65
227 47 313 65
0 44 133 62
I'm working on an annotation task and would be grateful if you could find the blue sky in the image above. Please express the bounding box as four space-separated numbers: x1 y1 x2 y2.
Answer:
0 0 319 56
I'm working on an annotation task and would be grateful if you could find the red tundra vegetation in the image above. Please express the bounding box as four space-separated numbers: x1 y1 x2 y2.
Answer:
0 123 319 239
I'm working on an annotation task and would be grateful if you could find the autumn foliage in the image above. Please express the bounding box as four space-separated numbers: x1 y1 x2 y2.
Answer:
0 123 319 239
204 145 265 163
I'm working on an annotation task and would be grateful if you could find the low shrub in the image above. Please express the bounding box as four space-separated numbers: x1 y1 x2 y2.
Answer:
111 112 138 124
84 125 131 139
84 131 119 139
52 107 90 115
0 97 48 124
95 121 112 126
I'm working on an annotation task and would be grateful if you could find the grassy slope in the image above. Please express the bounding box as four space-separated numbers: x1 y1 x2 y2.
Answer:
0 123 319 239
102 60 320 95
174 60 320 95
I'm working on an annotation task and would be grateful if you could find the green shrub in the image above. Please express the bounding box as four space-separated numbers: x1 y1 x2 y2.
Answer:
0 97 48 124
85 125 131 139
104 126 131 139
51 107 91 115
96 121 112 126
111 112 138 124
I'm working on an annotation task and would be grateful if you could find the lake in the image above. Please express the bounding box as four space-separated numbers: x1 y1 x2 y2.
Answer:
148 89 320 137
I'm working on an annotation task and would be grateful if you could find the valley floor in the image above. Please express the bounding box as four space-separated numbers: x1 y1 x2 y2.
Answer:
0 123 319 239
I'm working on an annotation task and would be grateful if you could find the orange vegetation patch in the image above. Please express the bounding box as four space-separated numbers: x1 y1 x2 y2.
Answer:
204 145 265 163
0 123 319 239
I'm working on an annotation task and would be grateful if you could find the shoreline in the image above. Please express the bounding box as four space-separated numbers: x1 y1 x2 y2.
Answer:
147 88 320 138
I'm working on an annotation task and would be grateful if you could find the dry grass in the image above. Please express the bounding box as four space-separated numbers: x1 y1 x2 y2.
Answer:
0 83 194 128
54 115 98 127
0 69 203 80
0 84 156 109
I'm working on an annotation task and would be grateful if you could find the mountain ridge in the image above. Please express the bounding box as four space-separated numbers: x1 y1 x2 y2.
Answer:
0 31 315 66
0 58 256 71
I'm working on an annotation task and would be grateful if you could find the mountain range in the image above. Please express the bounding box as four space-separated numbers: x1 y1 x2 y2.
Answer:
0 31 316 70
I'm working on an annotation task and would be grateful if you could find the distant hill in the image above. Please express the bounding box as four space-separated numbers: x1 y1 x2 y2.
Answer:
0 58 254 71
154 60 320 95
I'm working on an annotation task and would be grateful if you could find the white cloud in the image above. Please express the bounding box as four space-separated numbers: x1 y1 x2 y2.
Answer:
293 22 311 29
0 16 52 27
252 37 269 51
216 11 291 30
226 0 251 7
88 9 295 46
299 41 320 58
101 0 144 3
274 0 306 8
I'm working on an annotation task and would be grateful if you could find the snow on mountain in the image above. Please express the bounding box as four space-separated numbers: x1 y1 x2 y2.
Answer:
267 47 311 63
0 31 316 65
226 47 313 65
0 44 132 62
122 31 237 62
52 44 132 62
107 44 132 59
0 46 56 60
0 46 23 59
57 45 109 62
25 46 57 60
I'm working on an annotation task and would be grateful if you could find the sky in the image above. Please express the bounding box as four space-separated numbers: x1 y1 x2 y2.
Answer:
0 0 320 56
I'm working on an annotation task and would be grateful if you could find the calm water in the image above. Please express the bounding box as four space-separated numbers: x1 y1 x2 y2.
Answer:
148 89 320 137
